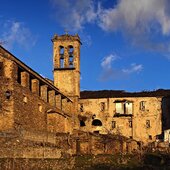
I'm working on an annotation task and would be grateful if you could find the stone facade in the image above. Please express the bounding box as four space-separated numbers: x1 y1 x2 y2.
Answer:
78 94 163 144
0 46 73 136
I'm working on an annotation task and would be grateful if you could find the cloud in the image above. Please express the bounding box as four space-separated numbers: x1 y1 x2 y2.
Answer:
98 0 170 52
101 54 118 69
98 0 170 34
50 0 99 32
99 54 143 82
0 20 36 50
122 63 143 74
50 0 170 53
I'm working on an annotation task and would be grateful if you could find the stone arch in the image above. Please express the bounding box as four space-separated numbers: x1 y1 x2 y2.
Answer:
92 119 102 126
59 46 64 68
68 45 74 67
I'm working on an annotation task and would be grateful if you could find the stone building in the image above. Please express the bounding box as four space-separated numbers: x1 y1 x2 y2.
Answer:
0 33 170 145
79 90 170 143
0 44 74 136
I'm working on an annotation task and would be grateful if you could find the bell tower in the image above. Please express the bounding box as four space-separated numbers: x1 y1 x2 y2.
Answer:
52 33 81 99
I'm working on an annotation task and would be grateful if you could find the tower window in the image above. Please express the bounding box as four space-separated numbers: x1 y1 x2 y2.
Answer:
68 45 74 68
59 46 64 68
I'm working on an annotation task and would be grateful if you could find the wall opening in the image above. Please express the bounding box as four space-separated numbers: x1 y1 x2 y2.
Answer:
17 67 23 84
114 100 133 116
59 46 64 68
140 101 146 111
92 119 102 126
68 45 74 68
112 121 116 129
80 103 84 112
80 120 86 127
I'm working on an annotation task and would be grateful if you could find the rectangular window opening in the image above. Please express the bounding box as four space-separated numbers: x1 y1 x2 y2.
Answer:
101 102 105 112
129 119 132 128
146 120 151 128
80 104 84 112
112 121 116 129
140 101 146 111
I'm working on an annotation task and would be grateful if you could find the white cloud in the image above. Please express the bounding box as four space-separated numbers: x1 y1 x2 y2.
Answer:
50 0 170 53
50 0 98 31
101 54 118 69
100 55 143 82
0 20 36 49
98 0 170 35
122 63 143 74
97 0 170 52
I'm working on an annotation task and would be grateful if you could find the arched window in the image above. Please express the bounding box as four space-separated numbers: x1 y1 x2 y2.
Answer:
59 46 64 68
68 45 74 68
92 119 102 126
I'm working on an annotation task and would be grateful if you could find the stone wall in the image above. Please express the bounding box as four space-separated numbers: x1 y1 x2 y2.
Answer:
0 48 73 134
79 97 162 144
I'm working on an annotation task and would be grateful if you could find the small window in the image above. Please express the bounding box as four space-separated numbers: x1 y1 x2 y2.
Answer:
0 62 3 76
23 96 28 103
80 104 84 112
146 120 150 128
93 131 99 134
112 121 116 129
140 101 146 111
5 90 11 99
100 102 105 112
38 104 42 112
80 120 85 127
149 135 152 140
129 119 132 128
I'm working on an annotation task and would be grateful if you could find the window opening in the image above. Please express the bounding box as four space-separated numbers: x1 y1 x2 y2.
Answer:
149 135 152 140
146 120 150 128
101 102 105 112
80 104 84 112
115 101 133 116
68 46 74 68
17 67 23 84
80 120 85 127
38 104 42 112
112 121 116 129
129 119 132 128
59 46 64 68
5 90 11 99
92 119 102 126
23 96 28 103
140 101 146 111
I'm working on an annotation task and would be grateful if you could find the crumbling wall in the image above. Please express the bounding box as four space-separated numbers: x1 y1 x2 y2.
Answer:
79 97 162 144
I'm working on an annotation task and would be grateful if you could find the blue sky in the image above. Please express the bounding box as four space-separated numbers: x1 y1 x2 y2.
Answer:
1 0 170 92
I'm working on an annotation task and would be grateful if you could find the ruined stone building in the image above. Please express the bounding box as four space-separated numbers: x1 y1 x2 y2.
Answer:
0 33 170 147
